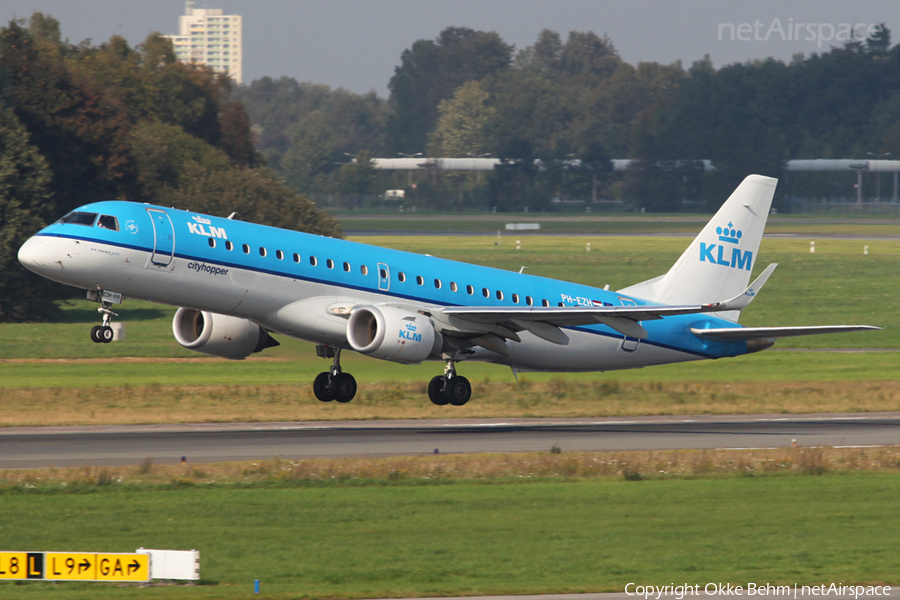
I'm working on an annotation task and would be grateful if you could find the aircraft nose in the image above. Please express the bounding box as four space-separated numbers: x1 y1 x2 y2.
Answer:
18 236 50 274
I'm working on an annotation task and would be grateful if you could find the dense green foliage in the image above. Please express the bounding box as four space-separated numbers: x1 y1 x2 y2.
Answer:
0 14 341 321
241 25 900 213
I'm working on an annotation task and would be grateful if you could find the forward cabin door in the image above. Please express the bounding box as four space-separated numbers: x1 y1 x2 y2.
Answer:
147 209 175 268
377 262 390 291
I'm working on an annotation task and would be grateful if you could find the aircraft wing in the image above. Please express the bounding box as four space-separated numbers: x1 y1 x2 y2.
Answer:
690 325 882 341
441 303 718 343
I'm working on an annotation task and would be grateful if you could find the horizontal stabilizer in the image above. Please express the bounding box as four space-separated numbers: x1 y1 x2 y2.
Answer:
691 325 882 341
710 263 777 313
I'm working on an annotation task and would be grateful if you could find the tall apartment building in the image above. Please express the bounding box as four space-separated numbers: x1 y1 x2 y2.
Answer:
165 2 242 83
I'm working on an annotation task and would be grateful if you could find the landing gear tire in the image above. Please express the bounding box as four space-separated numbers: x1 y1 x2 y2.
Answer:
312 347 357 403
332 373 357 403
445 376 471 406
90 298 118 345
428 375 449 406
313 372 333 402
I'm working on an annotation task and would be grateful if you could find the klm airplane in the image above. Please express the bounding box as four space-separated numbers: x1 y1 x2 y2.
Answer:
18 175 878 406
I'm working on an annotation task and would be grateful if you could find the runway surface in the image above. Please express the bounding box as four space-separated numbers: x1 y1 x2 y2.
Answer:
1 413 899 468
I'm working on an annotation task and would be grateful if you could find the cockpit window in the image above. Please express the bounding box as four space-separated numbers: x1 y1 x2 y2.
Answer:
59 211 98 226
97 215 119 231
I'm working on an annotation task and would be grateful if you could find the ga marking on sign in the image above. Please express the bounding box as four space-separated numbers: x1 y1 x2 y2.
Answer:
96 553 149 581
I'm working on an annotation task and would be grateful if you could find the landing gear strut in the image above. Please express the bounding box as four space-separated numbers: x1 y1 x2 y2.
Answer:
313 346 357 403
90 303 117 344
427 360 471 406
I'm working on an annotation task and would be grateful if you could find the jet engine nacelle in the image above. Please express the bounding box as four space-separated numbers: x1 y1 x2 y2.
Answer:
347 305 442 364
172 307 279 360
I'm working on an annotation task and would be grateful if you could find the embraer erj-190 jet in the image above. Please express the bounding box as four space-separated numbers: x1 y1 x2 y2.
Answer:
18 175 879 406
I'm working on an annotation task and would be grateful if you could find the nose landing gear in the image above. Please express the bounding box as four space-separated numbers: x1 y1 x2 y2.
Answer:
313 346 357 403
90 304 117 344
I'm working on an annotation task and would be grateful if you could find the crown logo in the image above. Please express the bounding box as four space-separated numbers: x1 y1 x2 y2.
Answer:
716 222 742 244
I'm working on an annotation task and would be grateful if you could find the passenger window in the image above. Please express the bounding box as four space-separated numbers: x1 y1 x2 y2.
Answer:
526 296 533 306
542 299 550 307
398 272 406 282
276 250 284 260
416 276 424 285
310 256 318 266
380 268 388 279
208 238 216 248
343 262 351 272
361 265 368 275
450 282 458 292
327 259 334 269
225 241 234 251
259 247 267 257
293 253 301 263
97 215 119 231
434 279 442 289
482 288 490 298
467 285 474 295
496 290 504 300
512 293 519 304
242 244 250 254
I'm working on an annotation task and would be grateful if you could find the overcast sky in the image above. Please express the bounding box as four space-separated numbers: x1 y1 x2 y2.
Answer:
3 1 898 96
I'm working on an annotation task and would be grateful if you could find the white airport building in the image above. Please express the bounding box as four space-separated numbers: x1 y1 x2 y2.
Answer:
164 1 242 83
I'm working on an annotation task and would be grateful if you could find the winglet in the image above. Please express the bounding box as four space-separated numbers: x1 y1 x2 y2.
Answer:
710 263 778 314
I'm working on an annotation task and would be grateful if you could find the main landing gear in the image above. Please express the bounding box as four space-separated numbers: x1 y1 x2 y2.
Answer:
313 346 357 403
90 303 117 344
427 360 471 406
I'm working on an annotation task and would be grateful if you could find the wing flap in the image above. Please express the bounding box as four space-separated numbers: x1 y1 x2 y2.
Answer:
510 318 570 345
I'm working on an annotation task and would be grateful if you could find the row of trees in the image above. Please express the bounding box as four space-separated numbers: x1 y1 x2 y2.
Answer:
0 14 341 321
240 25 900 212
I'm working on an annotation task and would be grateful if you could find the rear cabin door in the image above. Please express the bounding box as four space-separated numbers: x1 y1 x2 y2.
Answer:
148 209 175 267
618 296 641 352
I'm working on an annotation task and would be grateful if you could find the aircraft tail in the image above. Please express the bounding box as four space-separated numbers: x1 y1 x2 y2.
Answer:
619 174 777 322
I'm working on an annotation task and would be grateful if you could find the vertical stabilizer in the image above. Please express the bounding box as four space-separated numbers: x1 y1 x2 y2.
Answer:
619 175 777 321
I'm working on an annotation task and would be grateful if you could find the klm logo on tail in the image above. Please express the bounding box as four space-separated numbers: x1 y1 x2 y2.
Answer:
699 222 753 271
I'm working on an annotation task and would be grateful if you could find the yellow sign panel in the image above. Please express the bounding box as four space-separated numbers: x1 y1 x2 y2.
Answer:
45 553 97 581
0 552 38 579
96 553 149 582
0 552 153 582
0 552 25 579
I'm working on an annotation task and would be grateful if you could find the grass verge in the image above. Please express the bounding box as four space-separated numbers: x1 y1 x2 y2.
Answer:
0 451 898 599
1 374 899 427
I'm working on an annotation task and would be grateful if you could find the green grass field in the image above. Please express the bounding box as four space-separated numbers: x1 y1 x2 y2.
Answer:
3 232 898 599
1 474 898 599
